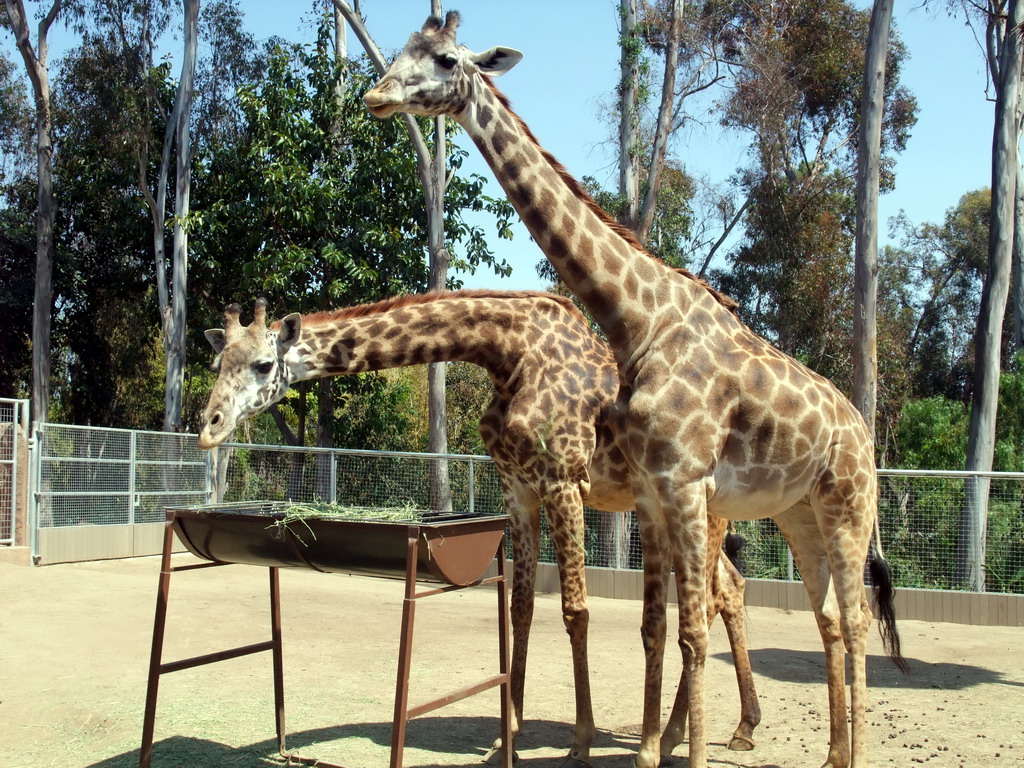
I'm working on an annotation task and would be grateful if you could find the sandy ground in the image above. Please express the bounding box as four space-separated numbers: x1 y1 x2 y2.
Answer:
1 554 1022 768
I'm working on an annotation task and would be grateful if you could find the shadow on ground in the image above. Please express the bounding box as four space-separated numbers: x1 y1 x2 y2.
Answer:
83 717 644 768
712 648 1024 690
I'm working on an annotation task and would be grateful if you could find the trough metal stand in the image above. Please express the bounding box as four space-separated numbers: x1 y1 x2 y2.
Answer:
138 518 514 768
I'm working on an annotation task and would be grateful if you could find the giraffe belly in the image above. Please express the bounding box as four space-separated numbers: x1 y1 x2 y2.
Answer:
583 477 636 514
708 470 814 521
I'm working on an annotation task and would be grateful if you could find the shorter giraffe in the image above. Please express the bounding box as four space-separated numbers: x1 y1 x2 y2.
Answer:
198 291 762 766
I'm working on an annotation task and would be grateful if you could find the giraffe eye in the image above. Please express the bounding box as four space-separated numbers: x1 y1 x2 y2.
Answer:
437 54 458 70
253 361 274 376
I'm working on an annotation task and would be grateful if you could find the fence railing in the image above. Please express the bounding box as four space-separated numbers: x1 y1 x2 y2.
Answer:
24 425 1024 595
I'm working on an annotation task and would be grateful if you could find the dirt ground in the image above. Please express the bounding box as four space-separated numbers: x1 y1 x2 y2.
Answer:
1 554 1022 768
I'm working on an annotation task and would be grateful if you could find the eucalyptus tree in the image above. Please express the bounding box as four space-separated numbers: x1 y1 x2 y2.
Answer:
612 0 731 251
2 0 76 423
714 1 915 384
960 0 1024 591
853 0 895 438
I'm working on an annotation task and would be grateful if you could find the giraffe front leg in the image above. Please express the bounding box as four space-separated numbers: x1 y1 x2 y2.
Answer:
485 506 540 765
634 515 670 768
546 486 595 768
667 510 710 768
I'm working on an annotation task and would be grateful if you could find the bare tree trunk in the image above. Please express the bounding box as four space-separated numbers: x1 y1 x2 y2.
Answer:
959 0 1024 592
852 0 894 439
636 0 681 244
1014 134 1024 354
5 0 63 425
163 0 200 432
314 5 348 500
333 0 452 510
426 0 452 512
618 0 639 230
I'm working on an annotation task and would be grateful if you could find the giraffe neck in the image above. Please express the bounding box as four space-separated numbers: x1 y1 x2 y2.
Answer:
282 291 569 387
456 79 674 360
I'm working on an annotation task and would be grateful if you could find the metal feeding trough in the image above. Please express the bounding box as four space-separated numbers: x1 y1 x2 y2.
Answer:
169 500 509 585
139 501 513 768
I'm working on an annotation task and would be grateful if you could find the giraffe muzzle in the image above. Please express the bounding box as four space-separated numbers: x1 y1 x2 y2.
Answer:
197 409 233 450
364 80 402 118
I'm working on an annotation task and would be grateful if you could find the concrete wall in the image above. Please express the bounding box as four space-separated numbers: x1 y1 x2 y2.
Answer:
535 563 1024 627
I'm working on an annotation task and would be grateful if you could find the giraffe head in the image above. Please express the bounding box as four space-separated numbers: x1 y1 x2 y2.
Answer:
364 12 522 119
197 299 301 450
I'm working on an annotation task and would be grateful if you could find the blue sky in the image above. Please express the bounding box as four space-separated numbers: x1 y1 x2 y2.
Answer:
18 1 1000 292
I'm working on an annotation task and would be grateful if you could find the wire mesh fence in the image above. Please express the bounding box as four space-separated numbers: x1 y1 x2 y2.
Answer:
213 443 508 516
35 424 208 528
25 425 1024 594
0 398 27 544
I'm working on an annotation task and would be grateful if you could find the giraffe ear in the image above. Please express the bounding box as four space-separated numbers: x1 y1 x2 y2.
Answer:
469 47 522 76
205 329 226 354
278 314 301 349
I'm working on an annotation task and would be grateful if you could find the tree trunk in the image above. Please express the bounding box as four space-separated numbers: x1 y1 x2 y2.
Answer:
636 0 682 244
617 0 640 230
852 0 894 440
1013 139 1024 354
332 0 452 510
424 0 452 512
959 0 1024 592
5 0 62 425
163 0 200 432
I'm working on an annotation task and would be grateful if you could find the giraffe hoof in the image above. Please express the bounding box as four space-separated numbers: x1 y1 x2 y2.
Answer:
559 751 592 768
728 735 756 751
482 746 518 764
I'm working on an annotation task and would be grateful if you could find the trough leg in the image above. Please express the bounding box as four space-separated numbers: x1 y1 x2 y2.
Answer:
138 522 175 768
270 567 287 756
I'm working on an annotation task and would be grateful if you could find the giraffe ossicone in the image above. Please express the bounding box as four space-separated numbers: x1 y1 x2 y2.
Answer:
366 14 906 768
197 291 763 766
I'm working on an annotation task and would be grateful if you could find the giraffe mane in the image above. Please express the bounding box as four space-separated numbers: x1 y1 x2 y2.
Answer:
272 289 589 330
481 78 738 316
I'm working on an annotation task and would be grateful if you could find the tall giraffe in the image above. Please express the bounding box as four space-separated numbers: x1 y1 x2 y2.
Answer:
364 14 905 768
197 291 761 766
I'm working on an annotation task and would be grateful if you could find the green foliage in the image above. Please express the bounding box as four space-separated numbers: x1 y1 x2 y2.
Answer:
444 362 493 456
0 176 34 398
715 168 856 388
994 357 1024 472
191 17 512 315
892 363 1024 473
894 397 968 471
331 374 419 453
885 189 990 402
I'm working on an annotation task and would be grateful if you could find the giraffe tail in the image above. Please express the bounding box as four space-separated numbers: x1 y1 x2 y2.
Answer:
724 521 746 575
868 521 909 674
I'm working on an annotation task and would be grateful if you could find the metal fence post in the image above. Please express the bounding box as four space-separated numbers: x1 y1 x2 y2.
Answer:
28 421 41 562
128 430 137 526
468 457 475 515
205 448 215 505
330 450 338 504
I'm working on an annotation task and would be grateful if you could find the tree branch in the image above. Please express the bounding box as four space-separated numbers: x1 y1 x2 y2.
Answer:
331 0 436 201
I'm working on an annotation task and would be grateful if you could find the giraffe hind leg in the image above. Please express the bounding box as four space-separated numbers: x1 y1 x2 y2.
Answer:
659 516 760 755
